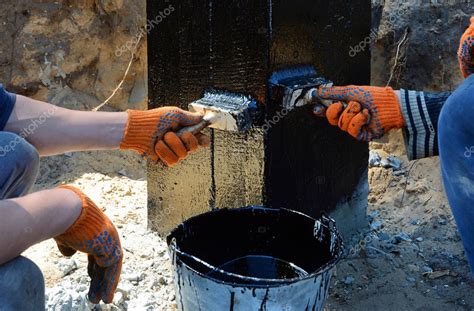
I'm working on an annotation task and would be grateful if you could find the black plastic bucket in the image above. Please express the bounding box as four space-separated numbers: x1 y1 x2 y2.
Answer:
167 206 343 311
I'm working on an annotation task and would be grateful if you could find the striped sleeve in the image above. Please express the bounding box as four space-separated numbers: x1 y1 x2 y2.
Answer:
397 89 451 160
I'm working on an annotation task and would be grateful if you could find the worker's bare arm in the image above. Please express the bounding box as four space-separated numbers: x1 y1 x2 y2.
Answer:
4 95 127 156
0 188 82 265
3 95 209 165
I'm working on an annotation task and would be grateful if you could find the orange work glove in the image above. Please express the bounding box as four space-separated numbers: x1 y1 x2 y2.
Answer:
54 185 123 304
314 86 405 141
120 107 211 166
458 16 474 78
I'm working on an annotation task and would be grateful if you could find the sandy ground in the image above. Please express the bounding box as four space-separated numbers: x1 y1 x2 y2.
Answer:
23 130 474 310
327 132 474 310
25 150 176 310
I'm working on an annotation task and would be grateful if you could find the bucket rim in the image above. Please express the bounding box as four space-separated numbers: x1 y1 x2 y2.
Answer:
167 206 344 288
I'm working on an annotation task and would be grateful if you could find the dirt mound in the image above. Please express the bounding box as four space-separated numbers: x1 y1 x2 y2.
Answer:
0 0 147 111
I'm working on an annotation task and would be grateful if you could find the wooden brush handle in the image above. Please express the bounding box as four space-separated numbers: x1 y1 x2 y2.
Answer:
176 119 211 136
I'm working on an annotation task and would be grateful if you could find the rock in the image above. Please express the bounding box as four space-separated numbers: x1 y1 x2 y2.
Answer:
46 284 91 311
370 220 383 231
392 169 406 177
97 0 124 14
369 150 382 167
116 283 132 297
47 287 72 311
127 293 158 310
113 291 125 305
368 210 380 221
123 272 144 284
343 275 355 285
407 277 416 283
410 219 420 225
58 259 78 277
77 275 89 285
406 182 429 194
97 302 112 311
422 266 433 273
70 291 89 311
378 232 391 241
392 232 412 244
118 169 128 177
381 155 403 171
423 270 451 279
416 237 424 242
76 284 88 292
158 276 168 286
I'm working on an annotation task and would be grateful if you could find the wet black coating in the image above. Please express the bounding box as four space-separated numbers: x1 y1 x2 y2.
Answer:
146 0 214 232
167 207 343 285
264 0 371 217
209 0 269 210
147 0 370 233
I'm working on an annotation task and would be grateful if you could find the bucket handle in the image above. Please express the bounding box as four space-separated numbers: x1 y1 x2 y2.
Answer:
168 238 287 283
169 237 219 272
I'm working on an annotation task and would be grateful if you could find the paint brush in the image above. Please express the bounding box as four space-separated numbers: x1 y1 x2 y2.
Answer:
177 90 259 135
269 66 334 111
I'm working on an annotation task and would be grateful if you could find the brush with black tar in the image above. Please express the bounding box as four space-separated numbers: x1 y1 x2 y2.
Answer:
176 90 259 135
269 66 334 113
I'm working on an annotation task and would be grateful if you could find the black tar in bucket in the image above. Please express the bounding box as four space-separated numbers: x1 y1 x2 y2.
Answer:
167 206 343 310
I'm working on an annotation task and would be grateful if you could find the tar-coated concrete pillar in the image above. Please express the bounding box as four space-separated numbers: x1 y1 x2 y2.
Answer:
147 0 370 241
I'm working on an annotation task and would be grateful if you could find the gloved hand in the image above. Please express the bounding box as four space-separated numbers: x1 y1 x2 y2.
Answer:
458 16 474 78
120 107 211 166
313 86 405 141
54 185 123 304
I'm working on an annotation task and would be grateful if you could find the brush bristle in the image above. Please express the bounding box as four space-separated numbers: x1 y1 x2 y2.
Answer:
192 89 258 132
199 90 255 112
269 66 317 85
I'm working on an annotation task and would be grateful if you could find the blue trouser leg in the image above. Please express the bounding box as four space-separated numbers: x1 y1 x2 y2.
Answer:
0 257 45 311
439 74 474 274
0 132 40 199
0 132 44 311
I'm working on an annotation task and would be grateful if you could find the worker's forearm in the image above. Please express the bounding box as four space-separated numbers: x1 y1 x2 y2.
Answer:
0 189 82 265
4 95 127 156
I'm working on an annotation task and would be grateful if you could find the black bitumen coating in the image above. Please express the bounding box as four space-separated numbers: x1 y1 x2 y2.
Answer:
147 0 370 231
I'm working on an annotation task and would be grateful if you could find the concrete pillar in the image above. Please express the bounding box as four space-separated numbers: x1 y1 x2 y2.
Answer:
147 0 370 241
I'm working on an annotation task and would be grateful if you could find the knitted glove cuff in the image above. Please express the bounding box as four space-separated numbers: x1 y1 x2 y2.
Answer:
370 87 406 131
56 185 97 239
119 110 159 157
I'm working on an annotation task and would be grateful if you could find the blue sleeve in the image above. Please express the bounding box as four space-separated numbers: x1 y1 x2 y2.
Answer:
0 84 16 131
